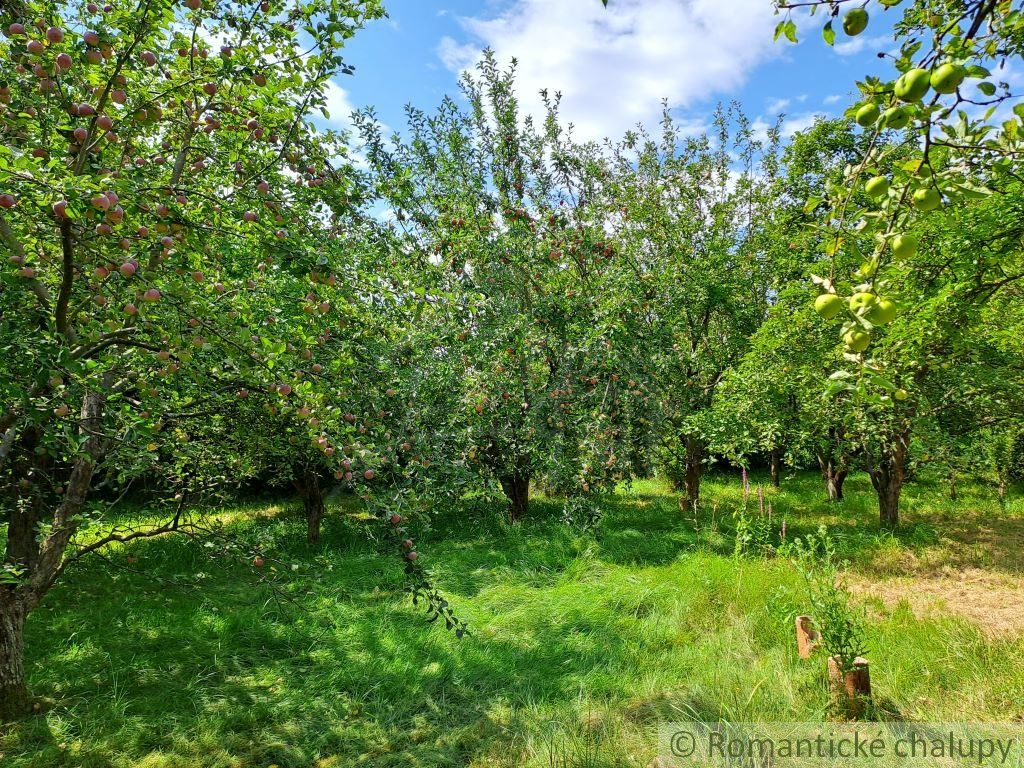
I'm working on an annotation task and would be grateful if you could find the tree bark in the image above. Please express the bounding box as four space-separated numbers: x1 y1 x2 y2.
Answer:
0 593 29 721
769 447 781 489
499 471 529 523
948 469 958 501
682 435 703 508
816 451 848 502
867 429 910 529
294 469 325 544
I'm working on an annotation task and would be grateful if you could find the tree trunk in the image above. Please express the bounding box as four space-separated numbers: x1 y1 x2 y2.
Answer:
682 435 702 508
769 447 781 489
948 469 958 501
817 451 847 502
0 594 29 722
499 472 529 523
0 390 108 721
868 433 909 529
294 469 325 544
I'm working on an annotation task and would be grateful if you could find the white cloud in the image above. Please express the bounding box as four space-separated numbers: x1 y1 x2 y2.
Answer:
781 111 826 138
322 81 357 131
823 94 844 105
437 0 782 142
833 34 890 57
766 97 791 114
438 36 480 73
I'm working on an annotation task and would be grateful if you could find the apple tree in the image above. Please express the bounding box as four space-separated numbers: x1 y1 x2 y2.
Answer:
353 54 635 520
771 0 1024 363
0 0 384 719
600 106 780 507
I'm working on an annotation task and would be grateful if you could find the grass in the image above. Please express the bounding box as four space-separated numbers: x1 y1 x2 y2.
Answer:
2 470 1024 767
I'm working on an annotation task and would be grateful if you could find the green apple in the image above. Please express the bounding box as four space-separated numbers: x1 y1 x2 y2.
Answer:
865 176 890 198
814 294 845 320
912 187 942 211
894 388 909 401
844 329 871 352
891 233 919 259
855 103 880 127
894 68 931 102
882 106 910 129
865 298 897 325
849 291 876 312
843 8 869 36
930 62 965 94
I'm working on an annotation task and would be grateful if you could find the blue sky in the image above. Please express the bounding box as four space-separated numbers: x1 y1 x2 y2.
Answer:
327 0 901 144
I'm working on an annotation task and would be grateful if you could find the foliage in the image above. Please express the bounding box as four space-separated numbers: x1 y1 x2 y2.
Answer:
785 525 868 672
771 0 1024 363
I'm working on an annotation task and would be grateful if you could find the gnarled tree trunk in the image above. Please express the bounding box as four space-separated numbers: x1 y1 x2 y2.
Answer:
682 435 703 509
1 391 107 720
816 451 848 502
769 447 781 489
0 593 28 722
867 429 910 529
293 468 325 544
500 471 530 523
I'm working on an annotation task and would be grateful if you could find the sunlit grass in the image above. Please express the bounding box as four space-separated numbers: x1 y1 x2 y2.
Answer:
2 470 1023 767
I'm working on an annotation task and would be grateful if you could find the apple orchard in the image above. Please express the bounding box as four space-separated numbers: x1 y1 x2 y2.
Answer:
1 0 1024 726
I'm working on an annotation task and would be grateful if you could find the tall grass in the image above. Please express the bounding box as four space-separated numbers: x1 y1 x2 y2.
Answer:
2 470 1023 767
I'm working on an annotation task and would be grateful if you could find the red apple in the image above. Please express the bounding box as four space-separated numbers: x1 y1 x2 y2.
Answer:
83 30 100 46
45 26 63 43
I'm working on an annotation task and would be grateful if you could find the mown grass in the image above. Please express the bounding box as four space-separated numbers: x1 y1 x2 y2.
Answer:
2 470 1024 767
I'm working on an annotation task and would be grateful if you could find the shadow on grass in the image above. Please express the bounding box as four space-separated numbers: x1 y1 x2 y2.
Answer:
4 471 1022 767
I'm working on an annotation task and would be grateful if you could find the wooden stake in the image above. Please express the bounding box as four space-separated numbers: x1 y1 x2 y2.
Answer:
795 615 820 659
827 655 872 720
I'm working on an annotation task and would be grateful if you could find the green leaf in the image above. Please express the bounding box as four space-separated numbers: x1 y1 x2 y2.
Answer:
822 20 835 46
978 82 996 96
803 196 824 214
784 19 799 43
